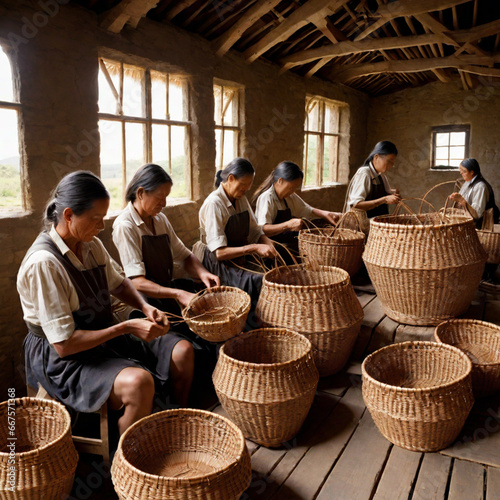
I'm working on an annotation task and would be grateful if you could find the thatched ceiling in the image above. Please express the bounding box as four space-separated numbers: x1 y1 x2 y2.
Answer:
72 0 500 95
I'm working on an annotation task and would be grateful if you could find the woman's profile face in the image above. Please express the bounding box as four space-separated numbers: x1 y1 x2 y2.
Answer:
459 164 475 182
225 174 254 200
373 153 397 173
275 177 302 199
67 198 109 242
137 183 172 217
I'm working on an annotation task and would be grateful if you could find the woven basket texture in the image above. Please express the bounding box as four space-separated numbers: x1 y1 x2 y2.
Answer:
111 409 251 500
477 230 500 264
435 319 500 397
363 214 487 325
298 227 366 276
255 265 363 377
362 341 474 452
182 286 251 342
0 397 78 499
213 328 319 447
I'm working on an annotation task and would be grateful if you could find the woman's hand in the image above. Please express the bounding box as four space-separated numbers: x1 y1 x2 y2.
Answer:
384 194 401 205
175 289 196 308
325 212 342 225
286 218 304 232
252 243 277 259
128 318 170 342
198 270 220 289
449 192 466 207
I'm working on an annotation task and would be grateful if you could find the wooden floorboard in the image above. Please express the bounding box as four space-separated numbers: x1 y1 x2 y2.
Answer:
447 459 485 500
411 453 452 500
353 296 386 358
486 466 500 500
365 315 399 355
393 324 435 343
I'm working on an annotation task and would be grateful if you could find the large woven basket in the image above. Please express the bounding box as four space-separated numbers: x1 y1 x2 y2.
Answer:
182 286 251 342
435 319 500 397
477 230 500 264
255 265 363 377
0 397 78 499
111 409 251 500
213 328 319 447
362 341 474 452
363 213 487 325
298 227 366 276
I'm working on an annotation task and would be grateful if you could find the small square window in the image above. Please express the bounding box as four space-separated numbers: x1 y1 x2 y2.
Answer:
431 125 470 170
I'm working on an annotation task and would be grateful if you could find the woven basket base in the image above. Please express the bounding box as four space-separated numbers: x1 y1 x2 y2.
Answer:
143 452 223 478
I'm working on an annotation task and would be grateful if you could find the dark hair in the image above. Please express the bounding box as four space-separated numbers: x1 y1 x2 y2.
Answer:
125 163 173 203
43 171 109 229
252 161 304 204
363 141 398 166
460 158 481 176
215 157 255 188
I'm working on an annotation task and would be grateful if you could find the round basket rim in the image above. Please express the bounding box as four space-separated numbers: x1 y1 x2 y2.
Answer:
364 260 487 271
115 408 247 483
361 341 473 393
435 319 500 367
219 328 313 370
477 229 500 235
298 227 365 242
263 264 350 290
0 397 72 458
370 214 474 230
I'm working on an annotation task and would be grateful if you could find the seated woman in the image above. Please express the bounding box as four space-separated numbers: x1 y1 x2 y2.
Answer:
449 158 499 229
345 141 401 231
253 161 341 257
195 157 276 306
18 172 194 436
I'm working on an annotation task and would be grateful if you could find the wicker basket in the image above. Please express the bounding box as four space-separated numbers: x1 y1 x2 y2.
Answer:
363 213 487 325
111 409 251 500
298 226 366 276
255 265 363 377
435 319 500 397
182 286 251 342
477 230 500 264
213 328 319 447
0 397 78 499
362 341 474 452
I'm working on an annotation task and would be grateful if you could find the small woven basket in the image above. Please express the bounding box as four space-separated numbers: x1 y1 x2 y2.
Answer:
435 319 500 397
362 341 474 452
0 397 78 499
477 230 500 264
256 265 363 376
182 286 251 342
111 409 251 500
213 328 319 447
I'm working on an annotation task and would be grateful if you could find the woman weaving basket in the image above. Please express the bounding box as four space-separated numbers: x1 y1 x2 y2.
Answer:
194 158 277 306
18 172 193 436
252 161 341 259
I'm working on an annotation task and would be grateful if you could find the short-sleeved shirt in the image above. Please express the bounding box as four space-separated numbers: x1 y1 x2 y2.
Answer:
346 163 392 210
199 183 263 252
255 184 314 225
112 202 192 279
17 226 125 345
459 176 489 220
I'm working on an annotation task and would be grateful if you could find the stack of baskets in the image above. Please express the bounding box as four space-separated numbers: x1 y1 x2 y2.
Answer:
256 264 363 376
213 328 319 447
0 397 78 499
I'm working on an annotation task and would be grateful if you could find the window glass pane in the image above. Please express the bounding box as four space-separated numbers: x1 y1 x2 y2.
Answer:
304 133 318 186
223 89 236 126
306 100 320 132
123 64 144 118
215 128 222 169
99 119 123 210
450 132 465 146
223 129 237 167
151 71 167 120
125 122 145 184
0 108 21 208
435 147 449 161
98 59 121 115
0 48 14 102
449 159 462 167
323 135 339 184
435 133 449 147
450 146 465 160
170 125 187 198
168 78 184 121
152 124 169 168
214 85 222 126
324 104 339 134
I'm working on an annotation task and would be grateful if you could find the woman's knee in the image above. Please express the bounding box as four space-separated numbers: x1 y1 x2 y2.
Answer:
172 340 194 364
114 368 155 401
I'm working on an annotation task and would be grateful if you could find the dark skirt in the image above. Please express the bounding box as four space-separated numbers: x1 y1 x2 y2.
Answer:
24 330 183 413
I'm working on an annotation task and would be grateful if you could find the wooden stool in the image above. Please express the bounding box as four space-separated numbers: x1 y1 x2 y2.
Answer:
27 383 110 462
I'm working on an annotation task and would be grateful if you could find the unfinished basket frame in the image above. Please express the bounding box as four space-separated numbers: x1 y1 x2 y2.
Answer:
362 341 474 452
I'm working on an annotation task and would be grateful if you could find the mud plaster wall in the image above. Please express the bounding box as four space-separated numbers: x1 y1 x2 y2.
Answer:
0 0 369 395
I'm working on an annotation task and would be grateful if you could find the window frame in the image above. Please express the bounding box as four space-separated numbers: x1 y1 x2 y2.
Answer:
98 57 192 206
431 124 470 171
303 95 342 188
213 81 242 171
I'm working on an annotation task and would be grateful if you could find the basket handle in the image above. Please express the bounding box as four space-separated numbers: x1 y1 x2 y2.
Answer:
419 179 462 214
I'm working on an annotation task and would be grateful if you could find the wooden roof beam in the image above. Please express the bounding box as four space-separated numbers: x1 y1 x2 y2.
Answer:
101 0 159 33
166 0 199 21
244 0 349 63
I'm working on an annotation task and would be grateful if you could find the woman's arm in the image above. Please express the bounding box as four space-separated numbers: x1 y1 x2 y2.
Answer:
262 219 304 237
215 238 277 261
183 254 220 288
311 208 341 225
449 192 479 219
354 194 400 212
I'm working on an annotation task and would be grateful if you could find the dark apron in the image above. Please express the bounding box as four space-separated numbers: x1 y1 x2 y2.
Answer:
366 175 389 218
23 232 182 413
466 176 500 229
202 210 263 308
272 203 299 262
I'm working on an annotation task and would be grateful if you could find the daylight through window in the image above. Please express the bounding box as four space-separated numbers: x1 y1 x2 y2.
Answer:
432 125 470 169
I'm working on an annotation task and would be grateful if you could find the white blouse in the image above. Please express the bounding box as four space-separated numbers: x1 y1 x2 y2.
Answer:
17 226 125 344
199 183 263 252
345 163 392 210
112 202 192 279
459 177 488 219
255 184 313 225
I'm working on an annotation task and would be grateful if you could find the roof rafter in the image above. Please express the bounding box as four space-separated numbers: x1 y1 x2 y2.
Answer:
100 0 159 33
